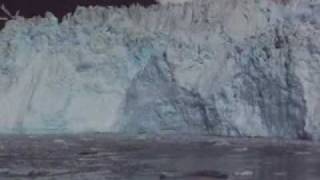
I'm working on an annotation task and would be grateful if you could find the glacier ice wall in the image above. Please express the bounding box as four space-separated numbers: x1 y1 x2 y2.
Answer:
0 0 320 139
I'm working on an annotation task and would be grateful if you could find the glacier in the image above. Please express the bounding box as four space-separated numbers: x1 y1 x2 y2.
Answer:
0 0 320 139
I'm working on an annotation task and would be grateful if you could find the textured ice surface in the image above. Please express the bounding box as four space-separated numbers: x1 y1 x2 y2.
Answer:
0 0 320 139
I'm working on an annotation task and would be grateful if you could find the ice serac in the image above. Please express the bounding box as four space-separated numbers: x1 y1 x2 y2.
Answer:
0 0 320 139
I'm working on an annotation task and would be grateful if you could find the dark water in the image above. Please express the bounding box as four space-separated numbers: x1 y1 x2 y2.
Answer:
0 134 319 180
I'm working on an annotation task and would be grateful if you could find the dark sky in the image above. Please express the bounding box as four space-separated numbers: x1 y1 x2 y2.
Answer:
0 0 157 28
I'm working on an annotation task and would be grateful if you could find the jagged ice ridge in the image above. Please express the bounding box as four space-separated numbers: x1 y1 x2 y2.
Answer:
0 0 320 140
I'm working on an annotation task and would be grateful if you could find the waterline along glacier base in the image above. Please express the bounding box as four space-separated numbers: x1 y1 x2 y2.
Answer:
0 0 320 139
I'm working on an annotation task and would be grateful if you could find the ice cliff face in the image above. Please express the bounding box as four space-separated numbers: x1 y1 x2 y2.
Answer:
0 0 320 139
